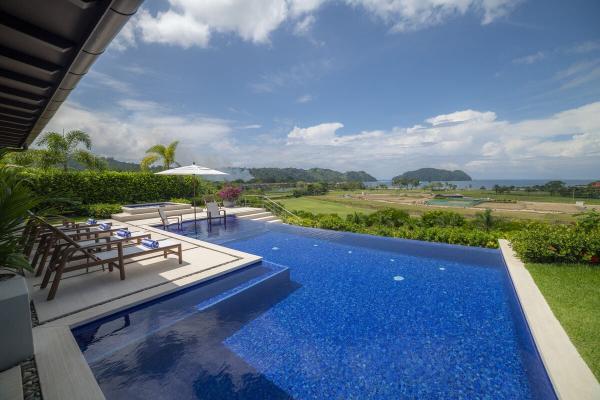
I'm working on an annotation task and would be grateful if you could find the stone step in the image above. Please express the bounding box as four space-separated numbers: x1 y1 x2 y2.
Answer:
252 215 279 222
231 208 267 217
267 219 283 224
237 211 272 220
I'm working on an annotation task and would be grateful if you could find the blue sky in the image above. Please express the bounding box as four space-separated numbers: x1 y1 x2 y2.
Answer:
46 0 600 179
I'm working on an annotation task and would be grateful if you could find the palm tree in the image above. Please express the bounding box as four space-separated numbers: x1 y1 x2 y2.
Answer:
141 141 179 171
36 130 105 171
476 208 494 231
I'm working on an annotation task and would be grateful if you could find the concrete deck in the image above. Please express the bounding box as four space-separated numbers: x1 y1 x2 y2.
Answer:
499 239 600 400
0 366 23 400
26 207 266 400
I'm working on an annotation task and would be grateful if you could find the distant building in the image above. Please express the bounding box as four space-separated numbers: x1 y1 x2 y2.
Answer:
591 181 600 188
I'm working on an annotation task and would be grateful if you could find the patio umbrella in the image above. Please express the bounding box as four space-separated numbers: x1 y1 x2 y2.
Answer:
155 163 229 232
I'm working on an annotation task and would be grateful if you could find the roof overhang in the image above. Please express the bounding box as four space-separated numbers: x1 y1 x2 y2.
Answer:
0 0 143 149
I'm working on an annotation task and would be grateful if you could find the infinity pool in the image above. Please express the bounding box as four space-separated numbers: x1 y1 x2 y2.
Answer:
73 218 556 399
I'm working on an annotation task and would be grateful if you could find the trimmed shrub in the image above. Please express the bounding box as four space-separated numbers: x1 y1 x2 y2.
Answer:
170 197 191 204
367 209 411 227
284 210 500 248
420 210 465 227
510 224 600 263
85 203 122 218
21 169 216 205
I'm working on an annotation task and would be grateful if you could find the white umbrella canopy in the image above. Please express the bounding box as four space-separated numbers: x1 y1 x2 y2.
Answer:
155 163 229 177
154 163 229 231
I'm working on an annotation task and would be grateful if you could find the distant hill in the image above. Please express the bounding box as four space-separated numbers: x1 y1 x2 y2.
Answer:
247 167 377 183
394 168 472 182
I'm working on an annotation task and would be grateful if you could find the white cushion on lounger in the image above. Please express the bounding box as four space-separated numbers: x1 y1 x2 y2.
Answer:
95 239 179 260
76 231 147 247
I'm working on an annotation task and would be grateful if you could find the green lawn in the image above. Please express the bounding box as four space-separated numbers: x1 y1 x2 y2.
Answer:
527 263 600 379
283 194 576 223
458 190 600 205
278 197 375 217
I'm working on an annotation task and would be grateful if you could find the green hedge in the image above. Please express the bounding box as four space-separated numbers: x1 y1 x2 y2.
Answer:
85 203 122 219
21 169 216 205
510 224 600 263
285 212 500 248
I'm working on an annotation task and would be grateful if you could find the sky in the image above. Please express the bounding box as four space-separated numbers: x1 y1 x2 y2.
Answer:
44 0 600 179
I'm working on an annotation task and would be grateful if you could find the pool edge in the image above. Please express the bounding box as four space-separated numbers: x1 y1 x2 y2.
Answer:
499 239 600 400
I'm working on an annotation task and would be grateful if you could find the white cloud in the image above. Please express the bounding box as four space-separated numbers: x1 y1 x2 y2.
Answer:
110 19 137 51
287 122 344 145
239 124 262 129
293 15 316 36
117 0 520 50
555 59 600 90
44 101 234 167
568 40 600 54
84 71 134 95
278 103 600 177
137 8 211 48
249 59 332 93
43 100 600 179
297 94 313 103
346 0 519 32
513 51 545 65
426 109 496 126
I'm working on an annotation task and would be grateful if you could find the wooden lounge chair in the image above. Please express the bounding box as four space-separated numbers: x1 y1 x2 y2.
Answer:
158 206 183 230
33 229 152 277
40 228 182 300
29 223 127 269
206 201 226 228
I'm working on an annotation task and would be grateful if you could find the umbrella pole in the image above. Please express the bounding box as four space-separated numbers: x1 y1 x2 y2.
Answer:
193 175 197 233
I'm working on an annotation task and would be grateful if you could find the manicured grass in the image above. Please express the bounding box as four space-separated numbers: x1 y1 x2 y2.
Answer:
526 263 600 379
278 197 375 217
458 190 600 205
305 195 576 223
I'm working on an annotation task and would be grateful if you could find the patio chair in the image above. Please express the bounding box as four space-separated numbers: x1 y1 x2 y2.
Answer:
40 226 182 300
206 201 226 228
33 229 152 277
158 206 183 230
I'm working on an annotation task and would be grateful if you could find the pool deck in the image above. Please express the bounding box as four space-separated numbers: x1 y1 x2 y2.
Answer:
499 239 600 400
22 207 265 400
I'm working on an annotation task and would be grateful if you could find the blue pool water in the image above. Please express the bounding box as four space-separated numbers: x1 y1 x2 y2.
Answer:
73 218 556 399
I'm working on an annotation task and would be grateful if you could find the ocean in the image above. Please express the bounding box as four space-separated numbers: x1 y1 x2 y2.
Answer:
364 179 596 189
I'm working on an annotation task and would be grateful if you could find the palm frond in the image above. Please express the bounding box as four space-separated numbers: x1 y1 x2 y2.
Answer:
145 144 166 155
65 130 92 150
141 154 160 171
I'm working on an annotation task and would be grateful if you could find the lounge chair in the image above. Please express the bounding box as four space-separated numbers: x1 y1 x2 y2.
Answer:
206 201 226 228
158 206 183 230
40 225 182 300
32 229 152 277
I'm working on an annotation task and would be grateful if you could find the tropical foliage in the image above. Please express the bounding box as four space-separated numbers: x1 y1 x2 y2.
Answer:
0 165 40 273
286 209 500 248
141 141 179 171
36 130 107 171
510 222 600 264
22 169 216 206
85 203 123 219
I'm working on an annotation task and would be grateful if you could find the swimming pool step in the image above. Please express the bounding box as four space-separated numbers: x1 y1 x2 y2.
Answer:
267 219 283 223
236 210 283 223
252 215 279 222
236 211 272 220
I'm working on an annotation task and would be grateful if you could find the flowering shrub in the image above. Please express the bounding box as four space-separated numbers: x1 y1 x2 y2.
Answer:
218 186 242 201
